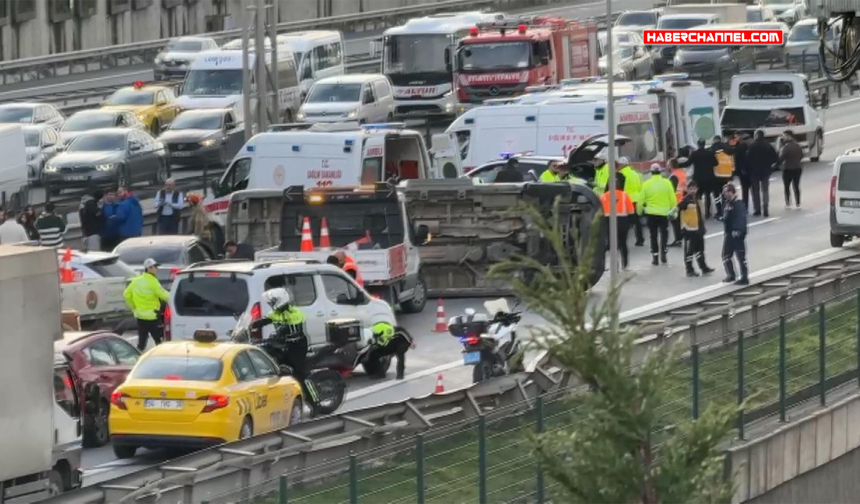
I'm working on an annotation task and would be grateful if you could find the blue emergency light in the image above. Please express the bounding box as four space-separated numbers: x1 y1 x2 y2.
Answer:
361 123 406 131
500 152 513 159
292 145 300 152
246 145 255 152
345 139 355 146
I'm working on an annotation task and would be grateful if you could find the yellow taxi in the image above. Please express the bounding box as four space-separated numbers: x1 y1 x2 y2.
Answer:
102 81 180 135
108 331 302 459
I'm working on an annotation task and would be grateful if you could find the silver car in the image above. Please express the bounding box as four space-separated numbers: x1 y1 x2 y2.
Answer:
0 102 65 130
60 109 146 146
22 124 63 183
153 36 219 81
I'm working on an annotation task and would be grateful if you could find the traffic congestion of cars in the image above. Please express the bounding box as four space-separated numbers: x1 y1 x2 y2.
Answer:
0 2 847 499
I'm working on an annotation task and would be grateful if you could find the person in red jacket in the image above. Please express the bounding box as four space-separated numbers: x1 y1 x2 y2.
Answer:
327 250 364 286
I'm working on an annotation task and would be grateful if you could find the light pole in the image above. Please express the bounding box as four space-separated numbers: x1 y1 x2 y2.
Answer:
606 0 618 288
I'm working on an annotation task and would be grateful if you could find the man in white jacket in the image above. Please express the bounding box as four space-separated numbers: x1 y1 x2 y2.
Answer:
0 209 31 244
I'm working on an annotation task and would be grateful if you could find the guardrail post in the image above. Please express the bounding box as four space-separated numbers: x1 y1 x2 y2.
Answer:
692 343 700 420
478 414 487 504
279 474 288 504
416 433 425 504
820 303 826 406
349 452 358 504
779 315 787 422
737 330 745 440
536 395 545 504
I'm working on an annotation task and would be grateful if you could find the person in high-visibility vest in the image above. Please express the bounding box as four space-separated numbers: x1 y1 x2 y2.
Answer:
640 164 677 265
540 159 570 182
327 250 364 287
364 322 416 380
668 158 687 248
711 134 735 216
593 160 610 195
599 172 635 270
678 180 715 277
618 157 644 247
123 258 170 351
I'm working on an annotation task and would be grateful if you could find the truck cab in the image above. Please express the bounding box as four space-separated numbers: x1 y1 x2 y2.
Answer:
720 72 827 161
454 17 598 109
206 123 442 240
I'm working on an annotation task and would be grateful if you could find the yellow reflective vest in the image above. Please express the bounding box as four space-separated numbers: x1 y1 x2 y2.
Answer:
640 174 677 217
540 170 563 182
619 165 642 204
594 164 609 194
123 272 169 321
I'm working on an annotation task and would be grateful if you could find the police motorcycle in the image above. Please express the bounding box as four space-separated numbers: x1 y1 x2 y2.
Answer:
231 296 346 418
448 299 523 383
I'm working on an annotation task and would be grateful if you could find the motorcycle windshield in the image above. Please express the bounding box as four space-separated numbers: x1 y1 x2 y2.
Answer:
232 311 254 343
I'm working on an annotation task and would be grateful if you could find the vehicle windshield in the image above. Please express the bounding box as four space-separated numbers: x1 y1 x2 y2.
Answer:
183 69 243 96
174 276 250 317
789 24 817 42
281 201 404 250
132 356 223 381
170 113 223 130
167 40 203 52
615 46 634 59
67 133 127 152
306 83 362 103
658 18 708 29
24 130 40 147
680 45 730 52
384 34 450 76
86 257 136 278
747 9 764 22
721 107 806 129
616 11 658 26
838 162 860 191
738 81 794 99
113 245 182 265
0 107 34 123
63 112 116 132
458 42 531 71
107 89 155 106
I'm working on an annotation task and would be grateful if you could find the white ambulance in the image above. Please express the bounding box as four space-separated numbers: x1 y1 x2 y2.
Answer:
381 11 503 119
432 76 719 173
177 49 302 126
205 123 445 235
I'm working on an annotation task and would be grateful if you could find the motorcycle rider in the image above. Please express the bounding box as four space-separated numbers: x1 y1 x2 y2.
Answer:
365 321 415 380
250 288 309 380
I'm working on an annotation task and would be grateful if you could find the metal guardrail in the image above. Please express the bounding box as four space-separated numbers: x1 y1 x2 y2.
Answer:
0 0 567 87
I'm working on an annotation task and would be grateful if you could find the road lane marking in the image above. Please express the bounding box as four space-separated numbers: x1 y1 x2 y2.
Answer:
825 122 860 136
704 217 779 239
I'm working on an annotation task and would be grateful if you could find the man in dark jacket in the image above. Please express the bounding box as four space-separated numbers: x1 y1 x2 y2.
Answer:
494 158 525 183
677 138 718 218
111 186 143 245
721 184 749 285
745 129 778 217
224 241 256 260
779 130 804 209
678 180 714 277
101 189 120 252
731 132 752 210
79 189 103 252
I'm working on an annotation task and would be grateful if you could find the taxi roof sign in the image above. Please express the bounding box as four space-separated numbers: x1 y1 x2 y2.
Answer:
193 330 218 343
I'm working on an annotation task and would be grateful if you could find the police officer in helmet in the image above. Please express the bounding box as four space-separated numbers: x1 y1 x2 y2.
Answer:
251 288 309 380
366 321 415 380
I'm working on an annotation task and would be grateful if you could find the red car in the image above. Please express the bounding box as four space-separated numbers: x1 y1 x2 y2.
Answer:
55 331 141 447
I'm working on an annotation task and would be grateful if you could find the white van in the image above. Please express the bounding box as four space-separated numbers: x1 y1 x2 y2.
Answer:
297 74 395 124
177 49 301 126
434 95 679 174
830 149 860 247
0 124 29 210
720 72 827 161
204 123 441 232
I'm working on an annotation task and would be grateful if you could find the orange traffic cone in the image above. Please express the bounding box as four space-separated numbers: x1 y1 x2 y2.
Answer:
300 217 315 252
433 298 447 332
59 248 74 283
435 373 445 393
319 217 331 251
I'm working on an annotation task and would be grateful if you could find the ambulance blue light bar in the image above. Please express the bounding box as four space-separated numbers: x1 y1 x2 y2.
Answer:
361 123 406 131
246 145 255 152
500 152 513 159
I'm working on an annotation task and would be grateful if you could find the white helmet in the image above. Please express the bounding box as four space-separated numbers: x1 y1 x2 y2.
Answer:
262 288 292 311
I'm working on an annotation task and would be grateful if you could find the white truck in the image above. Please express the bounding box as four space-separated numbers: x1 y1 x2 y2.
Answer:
662 3 749 23
0 124 29 211
226 185 428 313
57 249 133 327
720 72 828 161
433 76 719 173
380 11 503 119
0 245 93 502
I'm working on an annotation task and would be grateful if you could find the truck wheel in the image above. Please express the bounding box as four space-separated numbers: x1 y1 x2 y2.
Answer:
400 275 427 314
112 444 137 459
362 354 392 379
811 132 823 162
83 399 110 448
831 232 845 248
47 470 65 495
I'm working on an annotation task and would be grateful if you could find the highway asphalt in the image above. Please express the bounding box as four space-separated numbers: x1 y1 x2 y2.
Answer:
14 0 841 488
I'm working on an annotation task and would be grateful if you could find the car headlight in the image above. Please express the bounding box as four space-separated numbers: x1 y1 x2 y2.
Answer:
199 138 216 148
96 163 116 172
154 55 163 64
347 110 358 118
44 163 57 173
296 111 306 120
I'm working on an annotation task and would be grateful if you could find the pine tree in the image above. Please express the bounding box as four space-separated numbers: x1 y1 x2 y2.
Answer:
490 202 739 504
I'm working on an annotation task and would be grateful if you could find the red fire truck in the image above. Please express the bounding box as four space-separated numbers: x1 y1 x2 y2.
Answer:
454 17 599 110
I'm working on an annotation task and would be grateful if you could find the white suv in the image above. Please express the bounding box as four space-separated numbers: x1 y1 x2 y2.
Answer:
166 259 397 364
830 149 860 247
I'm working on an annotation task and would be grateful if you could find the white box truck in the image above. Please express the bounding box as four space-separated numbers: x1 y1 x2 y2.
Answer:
0 245 90 502
0 124 29 210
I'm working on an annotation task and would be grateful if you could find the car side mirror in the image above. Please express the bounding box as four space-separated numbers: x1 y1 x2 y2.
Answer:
414 224 430 244
444 47 452 73
526 169 538 182
336 293 351 305
129 142 141 152
279 364 294 376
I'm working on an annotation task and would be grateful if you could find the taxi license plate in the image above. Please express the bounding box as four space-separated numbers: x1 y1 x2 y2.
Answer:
171 151 192 157
66 175 87 181
144 399 183 410
463 351 481 365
